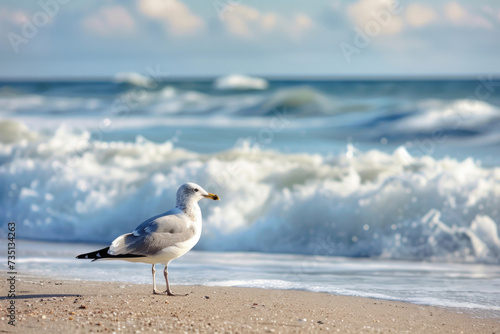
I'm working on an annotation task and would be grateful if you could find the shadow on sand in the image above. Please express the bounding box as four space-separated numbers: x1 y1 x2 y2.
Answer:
0 294 82 300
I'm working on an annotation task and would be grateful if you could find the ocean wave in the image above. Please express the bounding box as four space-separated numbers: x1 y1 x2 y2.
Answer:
1 120 499 263
113 72 155 88
365 99 500 141
255 86 337 116
2 81 500 144
214 74 269 90
0 94 106 115
0 119 38 143
0 83 346 117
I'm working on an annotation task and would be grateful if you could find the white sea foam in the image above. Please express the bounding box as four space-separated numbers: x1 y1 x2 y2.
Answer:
113 72 155 87
0 119 38 143
214 74 269 90
1 120 499 263
391 99 500 133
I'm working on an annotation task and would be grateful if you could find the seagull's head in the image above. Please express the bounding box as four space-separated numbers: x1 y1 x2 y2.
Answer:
176 182 220 207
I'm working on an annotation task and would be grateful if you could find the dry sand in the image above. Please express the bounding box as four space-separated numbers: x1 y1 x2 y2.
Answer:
1 274 499 333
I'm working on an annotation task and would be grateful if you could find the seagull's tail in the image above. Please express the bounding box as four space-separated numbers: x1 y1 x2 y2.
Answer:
76 247 144 262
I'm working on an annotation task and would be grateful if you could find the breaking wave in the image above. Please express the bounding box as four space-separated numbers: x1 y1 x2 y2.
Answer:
1 120 499 264
113 72 155 87
214 74 269 90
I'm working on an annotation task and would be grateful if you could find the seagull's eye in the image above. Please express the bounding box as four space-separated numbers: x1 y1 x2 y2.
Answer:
194 189 198 192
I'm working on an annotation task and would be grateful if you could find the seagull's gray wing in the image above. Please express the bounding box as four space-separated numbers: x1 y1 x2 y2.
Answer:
108 208 196 256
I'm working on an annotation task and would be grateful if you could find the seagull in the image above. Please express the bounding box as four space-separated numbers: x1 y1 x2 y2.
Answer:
76 182 220 295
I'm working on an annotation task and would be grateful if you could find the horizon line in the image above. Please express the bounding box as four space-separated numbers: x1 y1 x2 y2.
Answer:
1 73 499 83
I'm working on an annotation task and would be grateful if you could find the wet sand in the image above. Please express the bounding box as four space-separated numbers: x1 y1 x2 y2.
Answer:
1 274 499 333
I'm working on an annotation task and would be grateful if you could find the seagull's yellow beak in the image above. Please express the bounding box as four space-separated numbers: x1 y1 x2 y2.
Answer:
204 193 220 200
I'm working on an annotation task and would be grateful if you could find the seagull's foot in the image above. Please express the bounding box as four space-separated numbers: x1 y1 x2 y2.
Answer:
153 290 168 295
165 290 188 297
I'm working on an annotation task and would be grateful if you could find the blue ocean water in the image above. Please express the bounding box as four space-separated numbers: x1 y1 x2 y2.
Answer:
1 76 500 313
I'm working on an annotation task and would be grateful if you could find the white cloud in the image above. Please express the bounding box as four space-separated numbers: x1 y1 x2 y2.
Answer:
0 8 28 50
444 2 492 29
224 5 259 38
295 14 312 30
223 5 313 39
138 0 204 36
479 5 497 17
444 2 465 22
82 6 135 36
405 3 436 27
0 7 28 27
344 0 494 37
0 7 29 37
347 0 404 35
261 13 277 32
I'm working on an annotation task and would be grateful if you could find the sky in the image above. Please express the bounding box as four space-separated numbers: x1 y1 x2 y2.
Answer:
0 0 499 79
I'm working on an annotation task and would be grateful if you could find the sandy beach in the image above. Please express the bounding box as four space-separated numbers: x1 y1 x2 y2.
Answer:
1 274 498 333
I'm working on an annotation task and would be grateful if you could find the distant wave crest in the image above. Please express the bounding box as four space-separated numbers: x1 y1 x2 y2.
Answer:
113 72 155 87
214 74 269 90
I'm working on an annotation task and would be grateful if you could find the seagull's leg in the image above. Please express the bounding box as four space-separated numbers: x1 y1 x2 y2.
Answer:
164 265 188 296
164 265 173 295
152 264 160 294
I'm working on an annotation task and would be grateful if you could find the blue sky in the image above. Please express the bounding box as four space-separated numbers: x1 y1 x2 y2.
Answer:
1 0 499 78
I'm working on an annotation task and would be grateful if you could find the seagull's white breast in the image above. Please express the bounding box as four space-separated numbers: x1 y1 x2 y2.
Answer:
152 214 202 265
